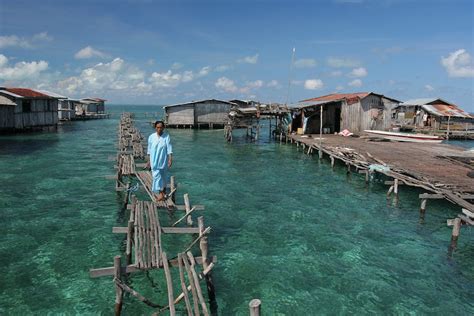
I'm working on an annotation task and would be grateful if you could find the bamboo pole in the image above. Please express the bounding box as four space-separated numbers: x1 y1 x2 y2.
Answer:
184 193 193 226
114 256 123 316
162 252 176 316
186 252 209 316
170 176 176 203
126 220 133 265
177 254 193 316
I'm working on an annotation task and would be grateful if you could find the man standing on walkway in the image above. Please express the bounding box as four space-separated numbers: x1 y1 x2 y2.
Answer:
146 121 173 201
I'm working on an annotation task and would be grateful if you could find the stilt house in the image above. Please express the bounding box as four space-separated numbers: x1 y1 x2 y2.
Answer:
393 98 474 131
293 92 400 134
0 87 59 133
164 99 237 128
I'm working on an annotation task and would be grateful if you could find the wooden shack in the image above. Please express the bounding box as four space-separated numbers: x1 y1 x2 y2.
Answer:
0 87 59 133
164 99 237 128
36 89 76 121
78 98 107 115
293 92 400 134
393 98 474 132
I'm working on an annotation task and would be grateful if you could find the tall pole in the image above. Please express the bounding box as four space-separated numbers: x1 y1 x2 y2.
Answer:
285 47 296 106
319 105 323 159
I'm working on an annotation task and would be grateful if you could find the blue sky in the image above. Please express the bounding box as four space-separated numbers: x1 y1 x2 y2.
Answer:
0 0 473 110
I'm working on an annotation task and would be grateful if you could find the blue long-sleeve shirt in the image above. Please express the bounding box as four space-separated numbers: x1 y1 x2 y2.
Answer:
147 132 172 170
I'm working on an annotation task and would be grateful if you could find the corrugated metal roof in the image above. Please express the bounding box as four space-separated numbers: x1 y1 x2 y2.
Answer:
36 89 67 99
400 98 473 118
164 99 237 108
4 88 53 98
423 104 473 118
0 90 24 99
300 92 370 103
82 97 107 102
0 95 16 106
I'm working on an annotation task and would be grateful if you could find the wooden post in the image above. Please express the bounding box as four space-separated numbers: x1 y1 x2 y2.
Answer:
126 220 134 264
420 198 427 219
365 170 369 183
184 193 193 226
394 179 399 195
170 176 176 203
450 218 462 247
114 256 123 316
198 217 217 312
387 185 394 198
346 163 351 174
319 105 323 156
249 299 261 316
330 156 335 169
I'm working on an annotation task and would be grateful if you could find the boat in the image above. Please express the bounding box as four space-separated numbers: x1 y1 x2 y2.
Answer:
364 130 443 143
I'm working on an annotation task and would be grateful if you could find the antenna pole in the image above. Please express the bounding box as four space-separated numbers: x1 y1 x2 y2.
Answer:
285 47 296 106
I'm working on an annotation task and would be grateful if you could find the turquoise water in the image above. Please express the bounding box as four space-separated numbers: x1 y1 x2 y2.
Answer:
1 105 473 315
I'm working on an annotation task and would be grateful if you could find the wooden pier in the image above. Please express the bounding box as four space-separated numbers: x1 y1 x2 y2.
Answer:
286 133 474 250
91 113 217 315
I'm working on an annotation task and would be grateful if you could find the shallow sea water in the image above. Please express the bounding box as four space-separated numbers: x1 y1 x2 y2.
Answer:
0 105 473 315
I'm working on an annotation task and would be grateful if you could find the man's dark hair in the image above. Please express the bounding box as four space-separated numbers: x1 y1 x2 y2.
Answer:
154 120 165 127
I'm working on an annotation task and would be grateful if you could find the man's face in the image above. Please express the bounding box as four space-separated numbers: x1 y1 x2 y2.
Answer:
155 123 164 135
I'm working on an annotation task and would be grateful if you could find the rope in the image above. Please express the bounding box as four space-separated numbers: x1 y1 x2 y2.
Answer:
127 182 139 192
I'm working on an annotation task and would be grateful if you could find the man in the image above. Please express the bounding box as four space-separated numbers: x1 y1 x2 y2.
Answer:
146 121 173 201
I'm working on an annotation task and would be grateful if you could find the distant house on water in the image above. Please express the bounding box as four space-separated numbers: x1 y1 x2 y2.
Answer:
0 87 59 133
164 99 237 128
293 92 400 134
393 98 474 131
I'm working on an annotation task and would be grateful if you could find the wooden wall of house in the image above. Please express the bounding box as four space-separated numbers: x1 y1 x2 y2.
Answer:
381 97 398 130
12 99 58 129
0 106 15 129
194 102 231 124
166 105 194 125
341 100 362 132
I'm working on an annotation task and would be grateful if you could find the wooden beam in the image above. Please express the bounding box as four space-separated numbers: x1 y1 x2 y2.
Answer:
384 180 405 185
419 193 474 199
113 227 200 234
89 256 217 278
126 204 205 211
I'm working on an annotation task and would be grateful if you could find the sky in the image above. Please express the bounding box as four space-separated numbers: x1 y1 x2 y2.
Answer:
0 0 473 110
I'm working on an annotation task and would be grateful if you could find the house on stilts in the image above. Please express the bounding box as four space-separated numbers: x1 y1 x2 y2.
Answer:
291 92 401 134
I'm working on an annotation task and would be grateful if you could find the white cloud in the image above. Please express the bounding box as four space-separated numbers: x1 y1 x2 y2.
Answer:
215 65 231 72
215 77 237 93
335 85 344 91
198 66 211 76
294 58 317 68
0 35 31 49
267 80 279 87
171 62 183 70
181 71 194 82
349 67 368 77
32 32 53 42
330 70 343 77
441 49 474 78
74 46 108 59
57 58 146 94
0 32 52 49
0 54 48 80
238 54 259 64
348 79 362 87
327 57 360 68
240 80 264 93
425 84 434 91
304 79 324 90
149 70 182 88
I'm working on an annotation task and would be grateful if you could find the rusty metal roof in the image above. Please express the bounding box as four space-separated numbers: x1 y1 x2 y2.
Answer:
401 98 473 118
4 88 53 98
300 92 370 103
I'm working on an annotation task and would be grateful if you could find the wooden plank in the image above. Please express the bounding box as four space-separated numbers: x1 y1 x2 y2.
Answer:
162 252 176 316
458 214 474 225
177 253 193 316
419 193 474 199
176 205 205 211
186 252 209 316
182 253 201 315
384 180 405 185
462 208 474 218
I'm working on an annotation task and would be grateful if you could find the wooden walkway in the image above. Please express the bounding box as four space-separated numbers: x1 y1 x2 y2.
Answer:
91 113 217 315
287 133 474 249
